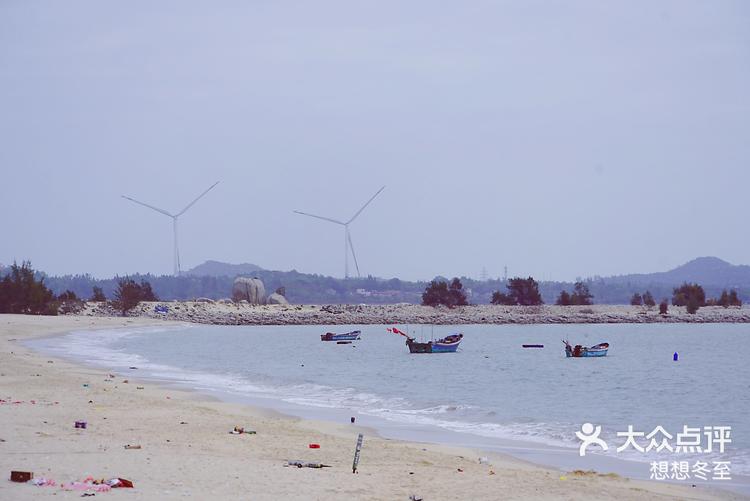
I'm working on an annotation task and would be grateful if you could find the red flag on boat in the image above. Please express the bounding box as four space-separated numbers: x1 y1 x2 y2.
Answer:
388 327 407 337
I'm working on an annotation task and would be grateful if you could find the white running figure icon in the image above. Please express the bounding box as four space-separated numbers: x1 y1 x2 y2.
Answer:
576 422 609 456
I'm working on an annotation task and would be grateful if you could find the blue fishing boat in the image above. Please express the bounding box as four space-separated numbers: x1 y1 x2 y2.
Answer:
564 340 609 357
407 334 463 353
388 327 463 353
321 330 361 342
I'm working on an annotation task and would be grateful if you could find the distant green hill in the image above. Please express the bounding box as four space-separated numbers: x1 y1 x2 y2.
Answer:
183 260 263 277
604 257 750 288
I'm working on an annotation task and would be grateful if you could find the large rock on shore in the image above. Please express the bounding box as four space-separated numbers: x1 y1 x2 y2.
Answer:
232 277 266 305
267 293 289 305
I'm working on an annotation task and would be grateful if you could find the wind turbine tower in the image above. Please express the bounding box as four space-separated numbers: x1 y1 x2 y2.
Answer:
293 186 385 279
122 181 219 277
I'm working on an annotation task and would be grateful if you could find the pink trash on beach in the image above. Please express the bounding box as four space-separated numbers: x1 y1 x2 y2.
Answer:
61 476 112 492
62 482 111 492
31 477 56 487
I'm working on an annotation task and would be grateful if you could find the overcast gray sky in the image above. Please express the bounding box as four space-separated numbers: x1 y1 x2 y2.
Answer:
1 1 748 281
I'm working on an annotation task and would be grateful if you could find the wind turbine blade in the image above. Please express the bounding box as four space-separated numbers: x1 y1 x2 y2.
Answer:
347 230 361 277
121 195 174 217
176 181 220 216
346 185 385 224
292 210 345 225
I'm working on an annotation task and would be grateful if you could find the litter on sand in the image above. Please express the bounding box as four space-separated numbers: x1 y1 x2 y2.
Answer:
10 471 33 482
352 433 364 474
229 426 256 435
285 460 331 468
61 480 110 492
108 478 134 488
123 444 141 449
60 476 134 491
1 399 58 406
31 477 56 486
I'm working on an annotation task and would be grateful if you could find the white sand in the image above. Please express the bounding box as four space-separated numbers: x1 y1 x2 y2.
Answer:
0 315 742 500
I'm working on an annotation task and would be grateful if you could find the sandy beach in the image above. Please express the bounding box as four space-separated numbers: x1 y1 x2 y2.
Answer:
0 315 744 500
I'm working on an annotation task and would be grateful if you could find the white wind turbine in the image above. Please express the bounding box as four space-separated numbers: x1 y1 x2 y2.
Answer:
122 181 220 277
294 186 385 279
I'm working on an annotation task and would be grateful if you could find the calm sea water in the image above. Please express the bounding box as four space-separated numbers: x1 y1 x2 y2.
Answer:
29 322 750 483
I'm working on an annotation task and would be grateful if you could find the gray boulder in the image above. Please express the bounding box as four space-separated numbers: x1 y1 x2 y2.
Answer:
232 277 266 305
267 293 289 305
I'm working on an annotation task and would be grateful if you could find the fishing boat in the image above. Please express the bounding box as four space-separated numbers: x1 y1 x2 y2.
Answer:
563 340 609 357
407 334 463 353
388 327 463 353
320 330 361 342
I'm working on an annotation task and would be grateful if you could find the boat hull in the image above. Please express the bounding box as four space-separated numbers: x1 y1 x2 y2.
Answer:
321 330 361 341
406 334 462 353
565 342 609 358
565 348 608 358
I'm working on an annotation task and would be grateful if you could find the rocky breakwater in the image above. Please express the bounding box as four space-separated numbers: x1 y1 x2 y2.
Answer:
77 302 750 325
